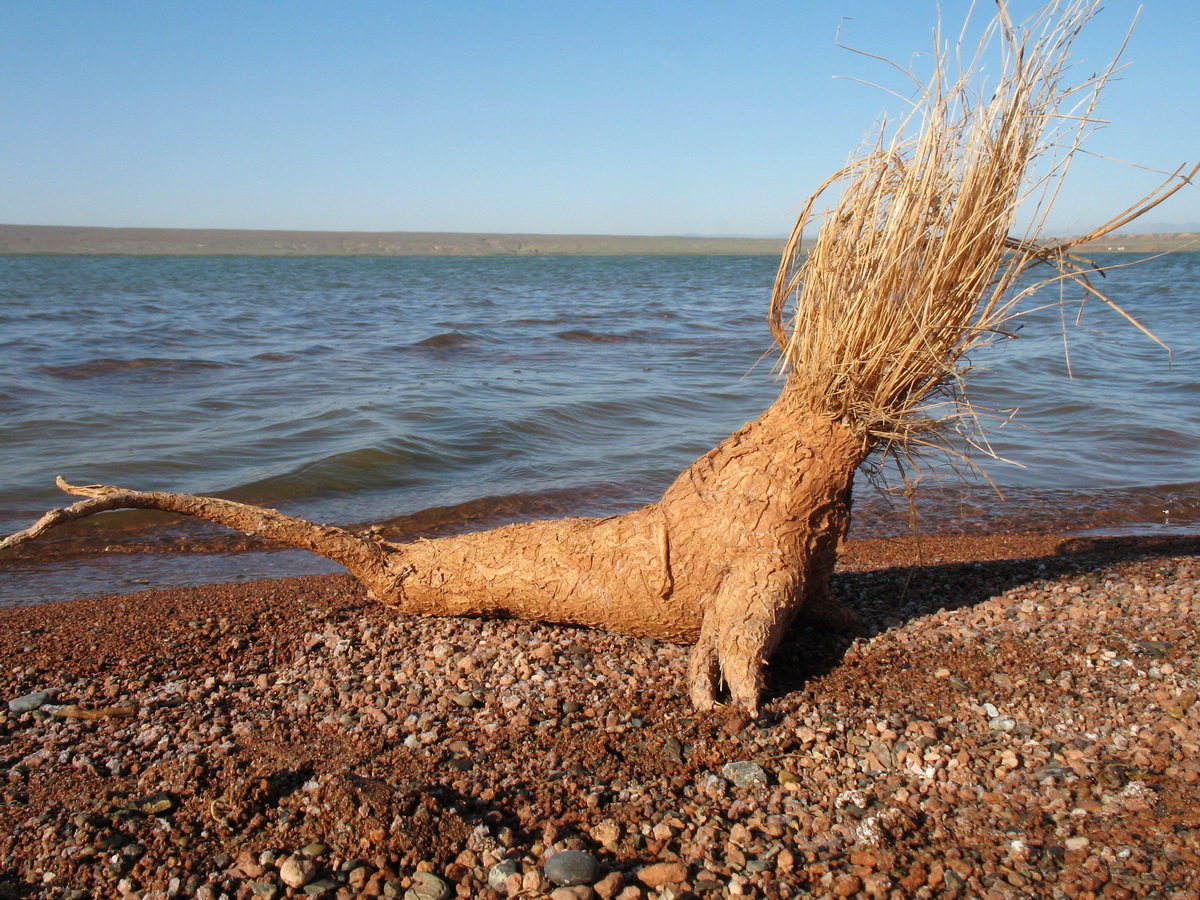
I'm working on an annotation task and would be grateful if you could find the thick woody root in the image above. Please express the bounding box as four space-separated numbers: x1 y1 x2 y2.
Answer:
670 411 860 711
0 400 865 715
0 477 389 583
372 398 865 712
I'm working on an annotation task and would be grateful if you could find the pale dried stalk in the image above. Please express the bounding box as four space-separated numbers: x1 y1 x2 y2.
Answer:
769 0 1196 458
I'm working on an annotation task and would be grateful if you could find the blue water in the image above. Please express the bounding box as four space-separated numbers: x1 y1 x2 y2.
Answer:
2 252 1198 604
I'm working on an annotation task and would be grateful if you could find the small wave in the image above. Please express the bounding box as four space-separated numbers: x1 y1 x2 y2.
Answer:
35 357 231 380
507 316 572 328
1124 486 1200 530
252 352 296 362
224 439 475 502
554 329 638 343
412 331 485 352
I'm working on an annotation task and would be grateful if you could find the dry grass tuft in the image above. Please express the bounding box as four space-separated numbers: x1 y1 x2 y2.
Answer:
769 0 1196 461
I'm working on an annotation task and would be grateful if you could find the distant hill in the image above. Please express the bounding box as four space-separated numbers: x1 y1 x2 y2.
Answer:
0 224 1194 257
0 225 787 257
1067 232 1200 254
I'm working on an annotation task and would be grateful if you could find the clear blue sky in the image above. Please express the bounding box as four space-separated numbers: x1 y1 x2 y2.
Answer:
2 1 1196 237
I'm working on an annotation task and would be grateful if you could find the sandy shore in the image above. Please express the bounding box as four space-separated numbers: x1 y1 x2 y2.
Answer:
2 531 1198 899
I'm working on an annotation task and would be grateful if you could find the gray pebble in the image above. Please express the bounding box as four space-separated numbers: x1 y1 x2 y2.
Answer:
1135 640 1170 659
1034 764 1073 781
8 691 50 713
405 871 451 900
452 691 481 709
663 736 685 763
721 760 768 788
544 849 600 886
487 859 519 890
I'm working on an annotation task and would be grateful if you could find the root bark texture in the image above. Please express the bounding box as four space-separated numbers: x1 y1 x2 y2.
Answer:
372 391 866 710
2 390 865 714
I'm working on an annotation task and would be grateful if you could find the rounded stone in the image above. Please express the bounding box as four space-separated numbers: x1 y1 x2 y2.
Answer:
544 849 600 886
404 871 451 900
721 760 768 788
8 691 50 714
130 792 176 816
662 736 685 763
278 856 317 889
487 859 519 891
300 841 329 859
637 861 688 888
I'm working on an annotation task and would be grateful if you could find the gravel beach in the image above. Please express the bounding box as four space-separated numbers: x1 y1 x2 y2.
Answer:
2 531 1198 899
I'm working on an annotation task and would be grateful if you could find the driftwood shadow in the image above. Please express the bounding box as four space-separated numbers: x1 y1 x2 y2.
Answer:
767 533 1200 705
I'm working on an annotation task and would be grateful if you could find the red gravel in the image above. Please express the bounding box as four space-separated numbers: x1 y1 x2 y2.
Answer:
1 531 1198 899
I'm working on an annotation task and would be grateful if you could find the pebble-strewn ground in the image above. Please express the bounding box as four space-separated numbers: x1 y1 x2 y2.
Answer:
1 533 1198 900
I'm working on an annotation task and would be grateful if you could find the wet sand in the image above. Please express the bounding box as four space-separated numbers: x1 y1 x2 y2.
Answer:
2 530 1199 898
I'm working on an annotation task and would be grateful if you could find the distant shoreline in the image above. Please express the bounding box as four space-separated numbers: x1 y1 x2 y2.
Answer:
1 223 1195 257
0 224 787 257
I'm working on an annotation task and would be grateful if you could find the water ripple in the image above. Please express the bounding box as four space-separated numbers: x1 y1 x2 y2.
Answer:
0 252 1197 547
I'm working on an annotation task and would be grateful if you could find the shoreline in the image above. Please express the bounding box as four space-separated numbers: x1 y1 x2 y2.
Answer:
2 529 1198 897
1 223 1196 257
5 516 1196 610
3 475 1197 609
0 225 788 258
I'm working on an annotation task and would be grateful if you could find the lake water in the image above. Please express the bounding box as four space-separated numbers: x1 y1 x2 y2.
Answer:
2 252 1198 604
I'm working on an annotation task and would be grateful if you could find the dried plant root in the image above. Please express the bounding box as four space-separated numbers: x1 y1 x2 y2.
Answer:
3 2 1194 715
